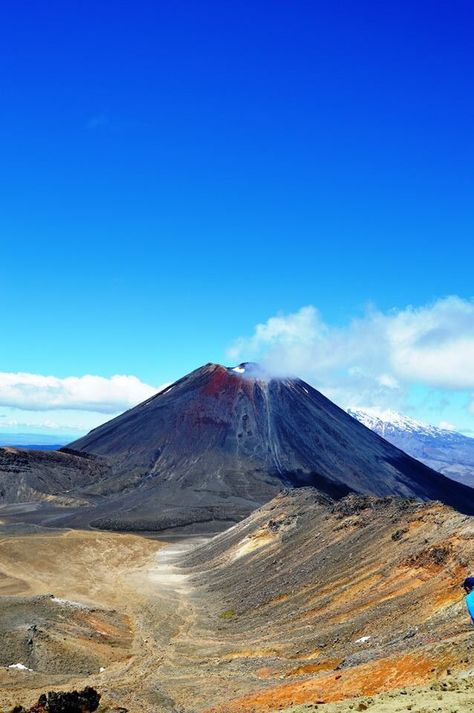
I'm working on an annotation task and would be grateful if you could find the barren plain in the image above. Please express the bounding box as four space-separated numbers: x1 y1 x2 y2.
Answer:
2 489 474 712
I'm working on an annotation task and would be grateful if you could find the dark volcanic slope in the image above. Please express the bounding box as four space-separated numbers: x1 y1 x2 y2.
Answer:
66 363 474 528
0 447 111 506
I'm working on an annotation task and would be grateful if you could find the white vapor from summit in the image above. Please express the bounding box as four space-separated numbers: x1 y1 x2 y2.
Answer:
228 296 474 431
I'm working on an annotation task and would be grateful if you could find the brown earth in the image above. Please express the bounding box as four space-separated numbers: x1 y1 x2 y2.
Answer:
181 490 474 713
279 674 474 712
0 527 168 711
2 490 474 712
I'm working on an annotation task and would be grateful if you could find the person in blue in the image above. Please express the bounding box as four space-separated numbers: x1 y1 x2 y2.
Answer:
463 577 474 623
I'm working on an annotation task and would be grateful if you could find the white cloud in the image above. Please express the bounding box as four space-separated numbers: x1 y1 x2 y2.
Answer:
228 296 474 414
377 374 400 389
385 297 474 389
0 372 159 413
0 408 108 433
439 420 456 431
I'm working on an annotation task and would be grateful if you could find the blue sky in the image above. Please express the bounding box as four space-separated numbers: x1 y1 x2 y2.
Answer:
1 1 473 437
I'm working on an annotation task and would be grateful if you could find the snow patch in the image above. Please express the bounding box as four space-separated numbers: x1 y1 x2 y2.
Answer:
50 596 88 609
439 420 456 431
8 663 33 671
232 366 246 373
348 407 445 437
355 636 371 644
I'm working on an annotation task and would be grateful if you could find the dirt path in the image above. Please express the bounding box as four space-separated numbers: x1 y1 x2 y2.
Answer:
0 528 205 712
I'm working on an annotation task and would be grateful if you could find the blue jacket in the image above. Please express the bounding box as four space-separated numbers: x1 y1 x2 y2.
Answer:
465 590 474 622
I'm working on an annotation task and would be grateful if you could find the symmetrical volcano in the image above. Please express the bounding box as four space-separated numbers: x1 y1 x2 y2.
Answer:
61 362 474 530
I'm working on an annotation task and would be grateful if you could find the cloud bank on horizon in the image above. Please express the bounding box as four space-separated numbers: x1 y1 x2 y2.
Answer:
0 373 157 413
228 296 474 433
0 373 162 436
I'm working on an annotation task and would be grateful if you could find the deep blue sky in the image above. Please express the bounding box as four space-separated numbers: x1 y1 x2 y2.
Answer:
1 1 473 434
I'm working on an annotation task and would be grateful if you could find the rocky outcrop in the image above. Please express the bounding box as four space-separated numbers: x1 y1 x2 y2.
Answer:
13 687 101 713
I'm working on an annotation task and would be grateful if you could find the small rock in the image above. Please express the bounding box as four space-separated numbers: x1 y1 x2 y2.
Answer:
29 686 101 713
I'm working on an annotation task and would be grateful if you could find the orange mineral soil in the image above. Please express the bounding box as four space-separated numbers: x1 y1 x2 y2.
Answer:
2 490 474 712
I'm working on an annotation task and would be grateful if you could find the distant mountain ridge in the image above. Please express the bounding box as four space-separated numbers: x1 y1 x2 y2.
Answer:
349 408 474 487
0 433 71 448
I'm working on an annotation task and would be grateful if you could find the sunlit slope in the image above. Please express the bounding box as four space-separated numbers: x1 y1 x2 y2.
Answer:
177 489 474 711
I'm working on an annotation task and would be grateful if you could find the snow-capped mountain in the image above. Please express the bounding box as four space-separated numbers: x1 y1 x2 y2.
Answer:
348 408 474 487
